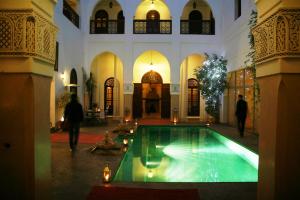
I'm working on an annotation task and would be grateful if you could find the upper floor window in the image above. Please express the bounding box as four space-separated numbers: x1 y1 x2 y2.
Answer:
90 0 124 34
63 0 80 28
133 0 172 34
235 0 241 20
180 0 215 35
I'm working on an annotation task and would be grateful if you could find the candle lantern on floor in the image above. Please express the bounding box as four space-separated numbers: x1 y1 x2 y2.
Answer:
123 138 129 146
103 164 111 183
130 129 134 134
172 108 178 124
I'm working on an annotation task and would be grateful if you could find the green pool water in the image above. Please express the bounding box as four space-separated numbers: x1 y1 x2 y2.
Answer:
113 126 258 182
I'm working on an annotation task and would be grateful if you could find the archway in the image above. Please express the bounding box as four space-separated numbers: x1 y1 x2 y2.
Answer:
90 52 124 118
132 50 171 119
180 54 206 121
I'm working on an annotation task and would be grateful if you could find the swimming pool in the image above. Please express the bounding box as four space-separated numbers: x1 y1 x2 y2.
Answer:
113 125 258 182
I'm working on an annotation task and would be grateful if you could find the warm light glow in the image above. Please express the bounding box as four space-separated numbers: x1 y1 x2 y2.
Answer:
150 0 155 9
133 50 170 83
130 129 134 134
125 119 129 124
123 138 129 145
61 116 64 122
147 169 154 178
103 164 111 183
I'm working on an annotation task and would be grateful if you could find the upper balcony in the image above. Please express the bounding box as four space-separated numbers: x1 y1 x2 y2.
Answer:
133 19 172 34
89 0 215 35
63 0 80 28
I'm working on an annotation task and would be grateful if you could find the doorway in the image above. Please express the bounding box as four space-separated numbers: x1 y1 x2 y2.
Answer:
95 10 108 33
189 10 202 34
146 10 160 33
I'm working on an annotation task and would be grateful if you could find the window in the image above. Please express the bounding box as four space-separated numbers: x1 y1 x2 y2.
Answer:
188 78 200 116
54 42 59 72
235 0 241 20
105 78 114 115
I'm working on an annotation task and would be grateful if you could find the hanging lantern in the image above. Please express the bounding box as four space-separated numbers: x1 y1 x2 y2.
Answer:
103 164 111 183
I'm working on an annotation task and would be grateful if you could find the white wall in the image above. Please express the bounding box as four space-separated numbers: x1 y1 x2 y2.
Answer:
221 0 256 72
53 0 85 121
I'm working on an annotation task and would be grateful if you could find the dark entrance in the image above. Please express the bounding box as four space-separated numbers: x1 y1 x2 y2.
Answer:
189 10 202 34
95 10 108 33
146 10 160 34
117 10 125 33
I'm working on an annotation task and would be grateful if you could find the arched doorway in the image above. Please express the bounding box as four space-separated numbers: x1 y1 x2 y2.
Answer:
146 10 160 33
188 78 200 116
104 77 114 115
189 10 202 34
95 10 108 33
70 68 77 94
132 70 170 119
142 70 162 118
117 10 124 33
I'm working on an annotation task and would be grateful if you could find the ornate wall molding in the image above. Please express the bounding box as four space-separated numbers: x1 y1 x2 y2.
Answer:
0 9 57 64
252 9 300 64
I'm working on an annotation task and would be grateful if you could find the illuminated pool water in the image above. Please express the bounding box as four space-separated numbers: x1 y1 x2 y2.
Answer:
113 126 258 182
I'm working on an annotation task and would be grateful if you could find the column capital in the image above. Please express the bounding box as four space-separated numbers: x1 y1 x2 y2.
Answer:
252 8 300 74
0 9 57 65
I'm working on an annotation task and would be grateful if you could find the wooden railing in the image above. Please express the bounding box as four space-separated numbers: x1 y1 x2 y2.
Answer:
180 20 215 35
90 20 125 34
133 20 172 34
63 0 79 28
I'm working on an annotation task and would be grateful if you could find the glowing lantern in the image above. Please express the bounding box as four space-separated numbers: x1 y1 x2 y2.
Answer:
61 116 64 122
123 138 129 146
130 129 134 134
103 164 111 183
147 169 154 178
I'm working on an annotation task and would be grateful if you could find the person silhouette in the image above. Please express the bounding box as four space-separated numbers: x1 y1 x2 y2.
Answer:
235 94 248 137
64 94 84 151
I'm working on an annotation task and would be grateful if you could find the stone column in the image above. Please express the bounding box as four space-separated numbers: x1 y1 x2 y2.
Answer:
0 1 57 199
253 1 300 199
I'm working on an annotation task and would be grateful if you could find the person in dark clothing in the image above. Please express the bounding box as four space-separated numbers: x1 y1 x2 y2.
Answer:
64 94 84 151
235 94 248 137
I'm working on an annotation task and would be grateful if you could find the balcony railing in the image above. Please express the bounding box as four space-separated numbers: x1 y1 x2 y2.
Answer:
180 20 215 35
133 20 172 34
63 0 79 28
90 20 125 34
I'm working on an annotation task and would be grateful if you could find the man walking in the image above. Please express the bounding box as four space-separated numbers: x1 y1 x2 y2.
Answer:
235 94 248 137
64 94 84 151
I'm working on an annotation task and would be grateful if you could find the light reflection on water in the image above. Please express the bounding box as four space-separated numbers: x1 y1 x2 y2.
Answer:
113 126 258 182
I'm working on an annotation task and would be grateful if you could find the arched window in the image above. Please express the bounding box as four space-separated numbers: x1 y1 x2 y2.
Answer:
189 10 202 34
70 68 77 94
104 77 114 115
117 10 125 33
146 10 160 33
95 10 108 33
188 78 200 116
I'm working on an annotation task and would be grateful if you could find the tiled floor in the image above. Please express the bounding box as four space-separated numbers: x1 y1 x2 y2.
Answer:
52 121 258 200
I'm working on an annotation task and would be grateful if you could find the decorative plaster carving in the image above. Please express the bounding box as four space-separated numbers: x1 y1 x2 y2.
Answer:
0 9 57 64
252 9 300 64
